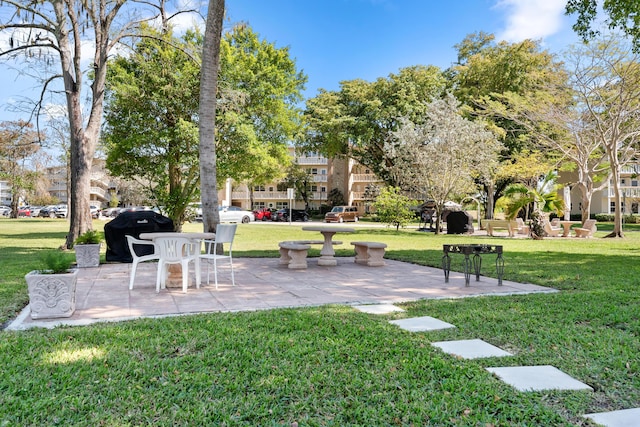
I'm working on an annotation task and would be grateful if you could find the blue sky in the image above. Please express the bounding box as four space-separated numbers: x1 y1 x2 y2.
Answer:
0 0 581 124
225 0 580 99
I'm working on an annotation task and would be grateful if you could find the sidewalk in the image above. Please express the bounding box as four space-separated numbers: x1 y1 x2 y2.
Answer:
8 257 554 330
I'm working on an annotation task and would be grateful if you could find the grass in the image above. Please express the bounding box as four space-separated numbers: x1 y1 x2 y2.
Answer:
1 218 639 426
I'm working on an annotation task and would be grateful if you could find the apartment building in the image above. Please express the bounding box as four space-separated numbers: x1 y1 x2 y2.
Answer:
44 159 112 206
220 151 384 214
562 164 640 216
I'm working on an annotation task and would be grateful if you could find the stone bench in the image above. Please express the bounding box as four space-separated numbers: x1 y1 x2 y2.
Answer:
278 242 311 269
483 219 517 237
278 240 344 269
350 241 387 267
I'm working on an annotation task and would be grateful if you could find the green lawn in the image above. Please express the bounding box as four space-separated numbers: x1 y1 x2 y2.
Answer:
1 218 639 426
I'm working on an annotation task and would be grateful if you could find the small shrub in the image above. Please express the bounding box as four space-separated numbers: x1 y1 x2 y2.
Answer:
74 229 102 245
39 251 74 273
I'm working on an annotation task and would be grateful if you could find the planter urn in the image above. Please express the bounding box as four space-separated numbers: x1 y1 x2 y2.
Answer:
75 243 101 268
26 269 78 319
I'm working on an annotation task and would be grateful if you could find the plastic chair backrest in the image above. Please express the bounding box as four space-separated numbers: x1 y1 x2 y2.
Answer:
215 224 237 245
155 236 194 262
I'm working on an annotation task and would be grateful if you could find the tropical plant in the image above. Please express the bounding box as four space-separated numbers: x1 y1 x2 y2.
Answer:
503 171 565 220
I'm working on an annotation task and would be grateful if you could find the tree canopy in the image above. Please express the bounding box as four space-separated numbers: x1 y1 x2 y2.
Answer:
0 0 184 247
103 24 306 227
566 0 640 50
0 120 41 217
385 94 502 233
103 27 201 228
449 33 570 218
303 65 447 186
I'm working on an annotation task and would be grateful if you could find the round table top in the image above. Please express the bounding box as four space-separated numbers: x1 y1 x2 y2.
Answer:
302 226 355 233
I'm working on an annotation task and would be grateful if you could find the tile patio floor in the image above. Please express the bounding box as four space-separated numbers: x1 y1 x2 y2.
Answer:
8 257 555 330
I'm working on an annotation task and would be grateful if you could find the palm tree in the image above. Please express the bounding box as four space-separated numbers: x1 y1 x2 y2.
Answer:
503 171 565 221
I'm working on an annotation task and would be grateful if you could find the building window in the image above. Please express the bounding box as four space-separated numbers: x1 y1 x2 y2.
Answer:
311 168 318 175
632 180 638 187
311 185 318 192
321 186 326 192
253 202 266 209
610 201 616 212
321 169 327 175
254 185 265 192
621 179 626 185
276 202 288 209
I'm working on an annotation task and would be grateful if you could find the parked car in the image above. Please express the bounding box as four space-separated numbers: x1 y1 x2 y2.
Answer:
90 205 100 219
252 208 273 221
100 207 121 217
0 205 10 216
29 206 43 217
18 206 31 217
324 206 359 223
219 206 254 223
189 203 203 222
38 205 58 218
272 208 309 222
54 204 68 218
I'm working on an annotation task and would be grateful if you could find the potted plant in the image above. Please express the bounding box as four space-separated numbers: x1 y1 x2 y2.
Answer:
74 229 102 268
25 251 78 319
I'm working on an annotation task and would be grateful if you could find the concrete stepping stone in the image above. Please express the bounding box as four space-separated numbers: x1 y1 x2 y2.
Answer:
432 339 513 359
389 316 455 332
486 365 593 392
583 408 640 427
352 304 404 314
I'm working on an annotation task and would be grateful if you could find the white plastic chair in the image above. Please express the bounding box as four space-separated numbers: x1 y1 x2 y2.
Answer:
126 235 159 290
154 236 200 293
200 224 237 289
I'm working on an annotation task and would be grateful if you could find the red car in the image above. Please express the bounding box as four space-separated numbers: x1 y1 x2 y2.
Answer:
18 206 31 217
252 208 273 221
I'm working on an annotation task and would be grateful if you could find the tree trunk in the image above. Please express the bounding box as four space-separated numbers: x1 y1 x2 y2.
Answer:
199 0 225 234
606 163 624 238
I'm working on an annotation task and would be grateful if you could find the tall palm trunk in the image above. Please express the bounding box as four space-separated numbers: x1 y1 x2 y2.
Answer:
199 0 225 234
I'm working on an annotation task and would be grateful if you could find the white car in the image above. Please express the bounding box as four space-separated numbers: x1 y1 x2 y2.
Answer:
218 206 254 223
54 204 68 218
0 205 9 216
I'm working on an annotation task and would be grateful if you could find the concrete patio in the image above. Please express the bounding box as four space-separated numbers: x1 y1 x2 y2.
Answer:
8 256 555 330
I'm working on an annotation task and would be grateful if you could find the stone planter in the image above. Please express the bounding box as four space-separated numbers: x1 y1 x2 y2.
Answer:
75 243 101 268
26 269 78 319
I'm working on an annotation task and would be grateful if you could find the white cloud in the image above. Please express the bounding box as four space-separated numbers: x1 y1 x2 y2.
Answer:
494 0 567 42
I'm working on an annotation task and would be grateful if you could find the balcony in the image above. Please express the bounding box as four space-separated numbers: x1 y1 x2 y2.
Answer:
90 186 109 199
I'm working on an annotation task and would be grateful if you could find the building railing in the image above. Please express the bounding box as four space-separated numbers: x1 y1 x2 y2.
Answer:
295 157 328 165
621 165 640 174
351 174 379 182
90 187 109 198
609 187 640 197
232 191 328 201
